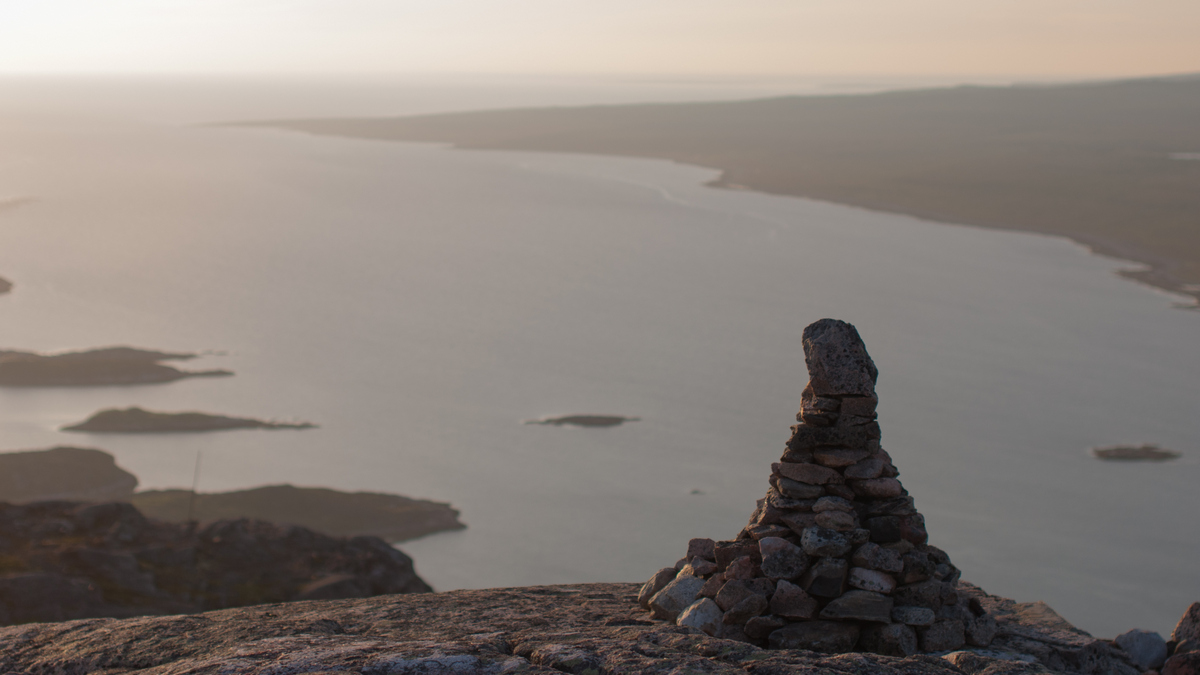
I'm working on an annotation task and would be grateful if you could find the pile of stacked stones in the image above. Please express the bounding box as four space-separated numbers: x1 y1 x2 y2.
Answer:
637 319 997 655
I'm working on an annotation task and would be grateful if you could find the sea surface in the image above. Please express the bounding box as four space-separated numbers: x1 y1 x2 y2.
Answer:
0 76 1197 639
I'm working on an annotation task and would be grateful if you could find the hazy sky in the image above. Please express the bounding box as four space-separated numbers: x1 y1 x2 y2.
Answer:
2 0 1198 78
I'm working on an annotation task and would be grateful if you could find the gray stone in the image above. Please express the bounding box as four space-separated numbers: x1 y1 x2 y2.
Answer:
769 579 819 619
698 572 724 598
840 394 879 417
819 589 894 623
844 457 885 480
744 615 787 640
648 574 705 621
776 462 843 485
813 496 855 513
901 551 936 584
769 620 861 653
893 580 951 611
1176 603 1200 644
682 557 717 577
860 622 918 657
852 542 904 574
848 567 897 594
848 528 872 546
714 579 761 612
801 527 851 558
825 483 858 501
714 540 760 570
965 613 998 647
773 476 825 500
801 319 878 398
900 513 929 545
815 510 857 532
1165 651 1200 675
788 424 880 453
813 447 872 468
781 511 818 534
746 578 777 599
919 619 966 652
862 495 917 517
722 593 768 625
687 538 716 562
800 557 847 598
725 555 758 580
758 537 809 581
851 477 904 499
892 606 936 626
676 598 723 636
746 524 792 541
1115 629 1167 670
638 567 678 609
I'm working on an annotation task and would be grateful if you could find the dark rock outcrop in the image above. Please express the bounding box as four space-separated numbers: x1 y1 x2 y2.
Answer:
0 447 138 504
62 406 316 433
0 582 1147 674
0 500 429 626
0 346 232 387
130 484 465 543
0 276 10 294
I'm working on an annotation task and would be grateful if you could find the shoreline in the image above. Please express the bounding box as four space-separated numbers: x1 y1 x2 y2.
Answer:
254 75 1200 309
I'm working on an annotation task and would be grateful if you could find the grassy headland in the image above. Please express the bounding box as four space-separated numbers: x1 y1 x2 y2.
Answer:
262 75 1200 304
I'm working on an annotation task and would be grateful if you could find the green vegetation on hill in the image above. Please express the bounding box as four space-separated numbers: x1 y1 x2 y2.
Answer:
269 75 1200 304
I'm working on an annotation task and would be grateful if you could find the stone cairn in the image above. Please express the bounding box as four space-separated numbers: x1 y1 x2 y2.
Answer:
637 319 997 655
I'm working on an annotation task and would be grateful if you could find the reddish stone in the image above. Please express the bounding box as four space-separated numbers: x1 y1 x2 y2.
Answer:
769 580 819 619
813 447 871 468
850 477 904 499
687 538 716 562
777 462 843 485
1164 652 1200 675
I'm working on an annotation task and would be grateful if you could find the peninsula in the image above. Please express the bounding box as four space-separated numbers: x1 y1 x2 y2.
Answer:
0 346 232 387
1 446 464 542
61 407 316 433
262 74 1200 305
130 484 465 543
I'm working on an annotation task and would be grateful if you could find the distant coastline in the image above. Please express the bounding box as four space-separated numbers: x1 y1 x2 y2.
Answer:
253 74 1200 307
62 407 316 433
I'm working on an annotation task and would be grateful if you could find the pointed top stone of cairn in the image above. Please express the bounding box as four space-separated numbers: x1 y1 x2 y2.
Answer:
637 319 997 655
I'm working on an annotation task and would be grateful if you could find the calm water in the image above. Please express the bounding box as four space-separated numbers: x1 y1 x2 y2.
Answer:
0 78 1196 639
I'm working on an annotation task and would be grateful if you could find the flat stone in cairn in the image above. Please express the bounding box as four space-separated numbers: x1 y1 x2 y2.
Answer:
641 318 996 653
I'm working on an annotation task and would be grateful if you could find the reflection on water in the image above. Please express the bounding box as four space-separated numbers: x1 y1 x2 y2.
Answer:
0 84 1197 639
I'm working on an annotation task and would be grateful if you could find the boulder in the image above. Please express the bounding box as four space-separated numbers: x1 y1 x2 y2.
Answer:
1114 629 1167 671
638 569 677 608
676 598 722 636
769 580 819 619
860 622 918 657
648 574 704 621
1165 651 1200 675
1176 603 1200 644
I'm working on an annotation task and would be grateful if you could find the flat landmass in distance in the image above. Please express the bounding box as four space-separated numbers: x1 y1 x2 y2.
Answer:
0 346 232 387
260 74 1200 305
62 407 316 433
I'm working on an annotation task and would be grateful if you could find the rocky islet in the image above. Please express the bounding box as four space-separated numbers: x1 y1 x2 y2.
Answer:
640 319 998 655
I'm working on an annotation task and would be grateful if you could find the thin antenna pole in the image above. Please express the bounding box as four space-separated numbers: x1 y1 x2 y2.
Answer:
187 449 203 522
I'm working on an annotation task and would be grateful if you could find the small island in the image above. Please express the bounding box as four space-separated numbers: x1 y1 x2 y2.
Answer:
0 346 232 387
1091 443 1182 461
62 407 316 433
526 414 640 428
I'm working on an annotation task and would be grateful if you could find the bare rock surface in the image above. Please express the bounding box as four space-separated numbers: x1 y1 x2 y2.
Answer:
0 582 1143 675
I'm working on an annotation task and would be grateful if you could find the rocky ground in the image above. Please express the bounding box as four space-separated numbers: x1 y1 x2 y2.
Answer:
0 500 429 626
3 582 1193 675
